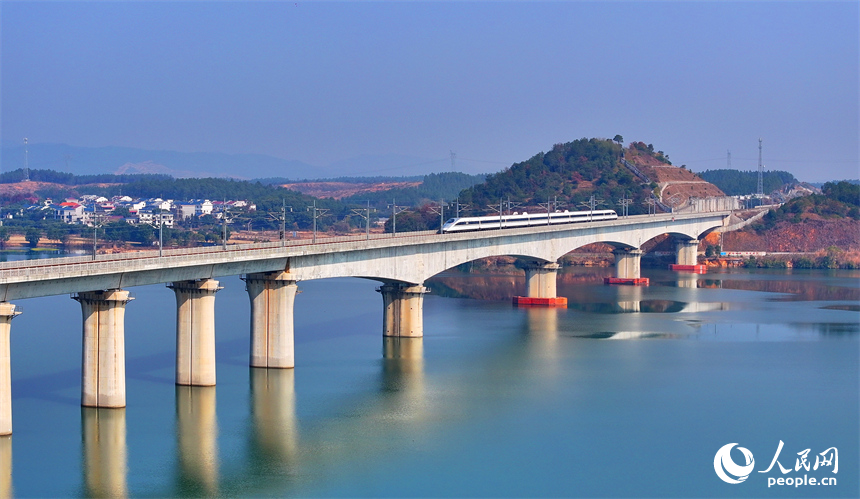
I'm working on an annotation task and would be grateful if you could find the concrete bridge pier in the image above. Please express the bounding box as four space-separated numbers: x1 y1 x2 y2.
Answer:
524 262 560 298
0 302 22 435
613 249 643 279
82 407 128 498
169 279 222 386
675 239 700 265
74 290 133 408
378 283 428 337
244 272 298 369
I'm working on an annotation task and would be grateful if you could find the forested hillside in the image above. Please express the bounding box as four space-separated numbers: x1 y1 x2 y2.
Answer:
699 169 797 196
457 138 650 215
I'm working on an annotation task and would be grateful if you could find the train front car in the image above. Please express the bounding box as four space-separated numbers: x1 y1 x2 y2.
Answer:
440 218 459 233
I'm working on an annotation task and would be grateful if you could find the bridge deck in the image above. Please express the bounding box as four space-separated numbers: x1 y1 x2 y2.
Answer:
0 211 730 300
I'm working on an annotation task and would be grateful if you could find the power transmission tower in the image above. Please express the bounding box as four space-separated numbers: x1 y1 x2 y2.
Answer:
450 151 456 170
727 150 731 169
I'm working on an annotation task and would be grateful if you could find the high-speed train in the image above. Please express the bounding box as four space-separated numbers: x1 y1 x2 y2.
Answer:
440 209 618 233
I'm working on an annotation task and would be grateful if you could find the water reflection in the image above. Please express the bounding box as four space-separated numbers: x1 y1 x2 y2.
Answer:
705 270 860 302
381 337 426 420
816 322 860 335
81 407 127 498
674 273 700 288
1 436 11 499
523 308 562 378
175 386 219 497
249 368 298 466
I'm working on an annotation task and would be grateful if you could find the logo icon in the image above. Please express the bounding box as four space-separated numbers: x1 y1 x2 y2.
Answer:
714 443 756 484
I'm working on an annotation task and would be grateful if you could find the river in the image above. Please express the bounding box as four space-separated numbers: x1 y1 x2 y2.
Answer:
2 255 858 497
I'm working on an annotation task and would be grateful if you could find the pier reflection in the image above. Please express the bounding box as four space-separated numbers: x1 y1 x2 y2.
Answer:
176 386 219 496
524 307 562 377
249 368 298 465
381 337 426 420
1 436 11 499
616 285 644 313
81 407 127 498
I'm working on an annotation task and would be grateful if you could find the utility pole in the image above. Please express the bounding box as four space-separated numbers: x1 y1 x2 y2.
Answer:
505 196 522 215
91 213 104 260
221 205 229 250
579 195 604 221
486 199 504 229
453 198 469 219
307 200 330 243
350 200 375 240
757 138 764 205
645 196 656 216
281 200 287 246
616 195 632 218
23 138 30 182
538 198 553 224
159 218 164 257
428 201 446 232
387 198 408 235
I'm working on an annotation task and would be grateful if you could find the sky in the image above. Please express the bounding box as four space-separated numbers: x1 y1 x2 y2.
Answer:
1 1 858 182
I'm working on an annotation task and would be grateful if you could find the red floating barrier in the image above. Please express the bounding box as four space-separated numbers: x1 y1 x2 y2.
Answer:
668 264 708 274
512 296 568 307
603 277 650 286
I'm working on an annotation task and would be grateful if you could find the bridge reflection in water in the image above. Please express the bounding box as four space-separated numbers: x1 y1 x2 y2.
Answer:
176 386 219 497
81 407 127 498
1 435 11 499
250 368 298 467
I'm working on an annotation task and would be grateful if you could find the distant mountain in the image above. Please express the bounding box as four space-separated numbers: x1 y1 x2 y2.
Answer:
324 153 450 178
0 143 320 179
0 143 446 180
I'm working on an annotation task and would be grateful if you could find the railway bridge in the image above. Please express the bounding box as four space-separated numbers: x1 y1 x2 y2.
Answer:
0 211 730 434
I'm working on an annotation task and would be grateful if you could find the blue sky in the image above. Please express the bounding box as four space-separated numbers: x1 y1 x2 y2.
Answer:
1 1 857 182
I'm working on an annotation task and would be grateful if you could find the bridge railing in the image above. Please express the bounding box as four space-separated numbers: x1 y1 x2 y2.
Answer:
0 229 442 274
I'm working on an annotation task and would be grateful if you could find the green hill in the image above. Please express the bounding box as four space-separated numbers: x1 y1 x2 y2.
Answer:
457 138 651 216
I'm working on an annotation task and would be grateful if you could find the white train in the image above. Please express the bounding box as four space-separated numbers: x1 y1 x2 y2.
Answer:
440 209 618 233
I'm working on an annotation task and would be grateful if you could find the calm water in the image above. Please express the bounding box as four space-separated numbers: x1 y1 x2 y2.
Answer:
2 258 858 497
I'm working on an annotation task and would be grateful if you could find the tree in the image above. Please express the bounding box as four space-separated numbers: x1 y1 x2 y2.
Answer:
613 135 623 145
25 227 41 248
46 225 65 243
0 227 9 249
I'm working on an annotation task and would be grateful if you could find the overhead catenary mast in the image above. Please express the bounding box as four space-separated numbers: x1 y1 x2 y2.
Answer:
23 138 30 182
757 138 763 200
